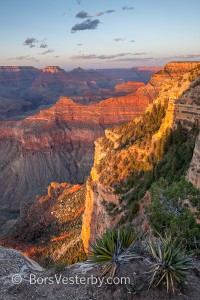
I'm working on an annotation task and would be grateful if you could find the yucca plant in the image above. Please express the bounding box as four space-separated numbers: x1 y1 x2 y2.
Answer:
87 227 138 278
148 234 193 293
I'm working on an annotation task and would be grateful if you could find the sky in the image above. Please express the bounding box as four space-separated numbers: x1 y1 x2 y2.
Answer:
0 0 200 69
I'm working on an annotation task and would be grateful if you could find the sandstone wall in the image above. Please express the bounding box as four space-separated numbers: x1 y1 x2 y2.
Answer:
81 62 200 252
187 132 200 189
0 90 151 215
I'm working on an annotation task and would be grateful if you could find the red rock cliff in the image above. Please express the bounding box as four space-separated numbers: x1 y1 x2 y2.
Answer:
0 88 152 218
81 62 200 252
1 61 199 234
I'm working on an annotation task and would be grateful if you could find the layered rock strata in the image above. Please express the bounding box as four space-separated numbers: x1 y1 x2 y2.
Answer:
81 62 200 252
187 132 200 189
0 90 151 232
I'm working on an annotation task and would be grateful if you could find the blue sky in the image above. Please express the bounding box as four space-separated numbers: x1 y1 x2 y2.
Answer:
0 0 200 69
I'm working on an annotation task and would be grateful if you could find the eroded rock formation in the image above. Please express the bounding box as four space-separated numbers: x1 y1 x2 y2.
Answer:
81 62 200 252
2 62 200 264
0 88 152 232
114 81 145 93
0 65 159 120
187 132 200 189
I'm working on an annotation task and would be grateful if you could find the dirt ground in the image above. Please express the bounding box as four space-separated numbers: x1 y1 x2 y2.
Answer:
1 246 200 300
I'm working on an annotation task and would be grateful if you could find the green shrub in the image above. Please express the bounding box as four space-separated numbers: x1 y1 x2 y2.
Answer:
88 227 137 278
148 234 193 293
148 177 200 249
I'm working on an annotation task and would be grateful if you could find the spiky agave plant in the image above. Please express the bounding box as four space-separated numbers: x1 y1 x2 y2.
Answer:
148 234 193 293
87 227 138 278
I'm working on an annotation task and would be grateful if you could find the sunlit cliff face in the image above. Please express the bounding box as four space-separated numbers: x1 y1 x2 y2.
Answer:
1 62 200 266
42 66 64 73
81 62 200 252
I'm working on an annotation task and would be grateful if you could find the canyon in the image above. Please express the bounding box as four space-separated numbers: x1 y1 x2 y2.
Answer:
0 62 195 219
0 80 153 235
1 61 200 267
0 65 161 229
82 63 200 251
0 66 159 120
0 92 150 213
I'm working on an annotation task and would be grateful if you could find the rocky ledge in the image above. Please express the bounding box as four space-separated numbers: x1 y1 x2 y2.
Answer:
0 246 200 300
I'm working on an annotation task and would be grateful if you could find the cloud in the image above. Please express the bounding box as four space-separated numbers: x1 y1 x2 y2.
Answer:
41 49 55 55
150 54 200 62
122 6 134 11
113 57 154 62
9 55 39 62
39 38 48 48
24 37 38 48
40 42 47 48
95 11 104 16
75 10 91 18
71 19 100 33
105 10 116 14
11 55 29 60
95 10 116 16
24 37 49 49
111 54 200 63
169 54 200 59
71 52 147 60
114 37 125 42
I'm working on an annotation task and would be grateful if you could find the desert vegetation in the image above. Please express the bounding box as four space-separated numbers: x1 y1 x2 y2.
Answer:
88 227 194 295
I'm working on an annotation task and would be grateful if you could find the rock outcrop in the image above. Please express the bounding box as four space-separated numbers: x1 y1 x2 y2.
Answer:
115 81 145 93
152 64 200 140
81 62 200 252
187 132 200 189
1 62 194 219
0 65 159 120
1 245 200 300
0 182 87 266
82 179 123 252
32 66 73 86
2 61 200 266
15 182 86 265
0 89 152 234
